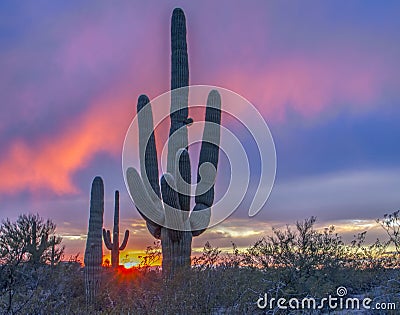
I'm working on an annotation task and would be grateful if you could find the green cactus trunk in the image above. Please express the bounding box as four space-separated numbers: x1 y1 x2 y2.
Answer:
161 7 192 276
103 190 129 269
84 176 104 305
161 229 192 277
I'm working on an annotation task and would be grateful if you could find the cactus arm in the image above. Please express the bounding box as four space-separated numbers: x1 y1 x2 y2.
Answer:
191 90 221 236
103 228 113 250
161 173 182 241
137 95 162 206
146 221 161 239
196 90 221 201
168 8 190 174
136 94 164 237
127 167 165 227
106 230 112 247
119 230 129 250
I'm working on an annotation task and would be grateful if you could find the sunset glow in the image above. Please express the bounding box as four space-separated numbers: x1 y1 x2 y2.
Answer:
0 1 399 260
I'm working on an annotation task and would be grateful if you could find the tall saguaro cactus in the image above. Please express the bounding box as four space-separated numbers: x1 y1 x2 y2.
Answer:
103 190 130 269
84 176 104 305
127 8 221 277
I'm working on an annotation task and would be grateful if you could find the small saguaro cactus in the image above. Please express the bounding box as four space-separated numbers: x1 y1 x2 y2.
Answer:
26 220 48 265
127 8 221 277
84 176 104 305
103 190 130 269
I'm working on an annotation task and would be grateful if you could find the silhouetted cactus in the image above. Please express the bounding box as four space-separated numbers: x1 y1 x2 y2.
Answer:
103 190 129 269
84 176 104 305
127 8 221 277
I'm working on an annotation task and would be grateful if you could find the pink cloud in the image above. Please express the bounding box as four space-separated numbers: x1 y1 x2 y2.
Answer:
0 50 387 195
213 53 386 122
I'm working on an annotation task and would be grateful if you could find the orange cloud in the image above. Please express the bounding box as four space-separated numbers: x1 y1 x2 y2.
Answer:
0 93 134 195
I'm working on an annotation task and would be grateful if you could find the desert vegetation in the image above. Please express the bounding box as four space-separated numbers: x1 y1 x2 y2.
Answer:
1 6 399 315
0 212 399 314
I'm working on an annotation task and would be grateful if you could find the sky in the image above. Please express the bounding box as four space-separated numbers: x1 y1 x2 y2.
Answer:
1 1 399 265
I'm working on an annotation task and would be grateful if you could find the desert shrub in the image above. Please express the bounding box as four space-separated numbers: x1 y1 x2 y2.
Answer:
244 217 347 295
1 214 399 314
377 210 400 254
0 213 66 314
